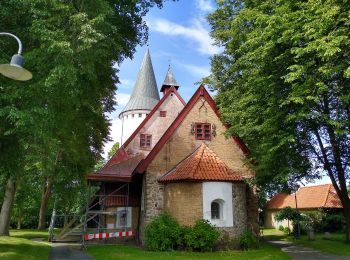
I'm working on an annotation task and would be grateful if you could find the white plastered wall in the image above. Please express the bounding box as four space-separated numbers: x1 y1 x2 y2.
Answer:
202 182 233 227
120 110 149 145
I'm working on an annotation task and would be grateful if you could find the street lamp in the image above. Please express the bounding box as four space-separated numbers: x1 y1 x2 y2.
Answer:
0 32 32 81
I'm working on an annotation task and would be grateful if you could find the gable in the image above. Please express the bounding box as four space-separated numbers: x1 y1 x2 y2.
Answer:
137 85 253 178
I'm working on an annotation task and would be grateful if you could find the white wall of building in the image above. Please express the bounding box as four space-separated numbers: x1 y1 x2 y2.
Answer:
120 110 150 145
202 182 233 227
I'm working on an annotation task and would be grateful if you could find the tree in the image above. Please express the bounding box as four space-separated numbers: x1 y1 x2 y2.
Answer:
108 142 120 159
275 207 302 235
207 0 350 242
0 0 164 235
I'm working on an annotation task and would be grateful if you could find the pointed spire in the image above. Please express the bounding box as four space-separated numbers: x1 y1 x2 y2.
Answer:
160 64 179 93
119 49 160 117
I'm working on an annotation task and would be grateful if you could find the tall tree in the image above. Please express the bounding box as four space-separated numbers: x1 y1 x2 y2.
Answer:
207 0 350 242
0 0 164 235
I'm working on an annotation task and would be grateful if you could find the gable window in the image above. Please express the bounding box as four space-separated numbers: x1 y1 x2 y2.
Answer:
160 111 167 117
211 201 220 219
140 134 152 148
195 123 211 140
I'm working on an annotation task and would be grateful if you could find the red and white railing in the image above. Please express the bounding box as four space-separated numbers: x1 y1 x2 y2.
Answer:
84 230 135 240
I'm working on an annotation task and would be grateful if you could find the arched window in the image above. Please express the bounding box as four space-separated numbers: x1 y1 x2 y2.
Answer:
211 201 220 219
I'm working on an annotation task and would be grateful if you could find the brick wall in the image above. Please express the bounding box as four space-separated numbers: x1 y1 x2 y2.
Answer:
164 182 202 226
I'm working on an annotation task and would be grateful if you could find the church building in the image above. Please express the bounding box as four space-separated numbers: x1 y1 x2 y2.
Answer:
86 49 259 243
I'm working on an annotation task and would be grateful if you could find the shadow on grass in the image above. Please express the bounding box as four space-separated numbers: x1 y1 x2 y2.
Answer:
0 237 51 260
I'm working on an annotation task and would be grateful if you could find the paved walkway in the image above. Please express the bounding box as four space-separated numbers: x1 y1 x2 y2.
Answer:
31 239 92 260
267 239 350 260
49 243 92 260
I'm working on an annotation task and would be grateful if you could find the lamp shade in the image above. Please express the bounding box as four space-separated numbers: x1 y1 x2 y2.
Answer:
0 54 32 81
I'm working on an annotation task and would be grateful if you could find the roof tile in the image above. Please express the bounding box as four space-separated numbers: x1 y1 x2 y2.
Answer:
158 143 243 183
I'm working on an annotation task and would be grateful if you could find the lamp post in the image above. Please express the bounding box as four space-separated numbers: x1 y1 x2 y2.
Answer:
294 185 301 239
0 32 32 81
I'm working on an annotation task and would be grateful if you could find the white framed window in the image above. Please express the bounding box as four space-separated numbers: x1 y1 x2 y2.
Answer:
116 207 132 228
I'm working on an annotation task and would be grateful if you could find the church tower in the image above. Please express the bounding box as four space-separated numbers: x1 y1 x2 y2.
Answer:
160 65 179 95
119 49 160 145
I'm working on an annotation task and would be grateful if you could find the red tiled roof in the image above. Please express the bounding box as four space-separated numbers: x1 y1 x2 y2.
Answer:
86 153 144 182
158 143 243 183
266 184 344 209
136 85 250 173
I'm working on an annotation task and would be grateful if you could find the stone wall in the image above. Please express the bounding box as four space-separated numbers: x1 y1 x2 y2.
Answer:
164 182 202 226
246 185 260 236
217 182 247 238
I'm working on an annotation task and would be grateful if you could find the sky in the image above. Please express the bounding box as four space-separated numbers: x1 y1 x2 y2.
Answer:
103 0 331 186
104 0 218 157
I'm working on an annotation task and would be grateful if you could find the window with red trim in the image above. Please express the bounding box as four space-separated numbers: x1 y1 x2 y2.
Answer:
140 134 152 148
159 111 166 117
195 123 211 140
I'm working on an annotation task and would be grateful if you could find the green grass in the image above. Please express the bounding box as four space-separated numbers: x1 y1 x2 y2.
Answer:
263 228 350 256
0 229 51 260
286 233 350 256
87 243 290 260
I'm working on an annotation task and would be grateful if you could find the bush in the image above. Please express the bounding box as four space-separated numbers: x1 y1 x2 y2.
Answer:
283 227 291 235
278 225 285 232
182 219 220 252
321 213 345 232
145 213 180 251
239 230 259 250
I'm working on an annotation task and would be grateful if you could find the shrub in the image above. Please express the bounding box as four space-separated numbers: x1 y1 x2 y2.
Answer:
278 225 285 232
182 219 220 252
145 213 180 251
283 227 291 235
239 230 259 250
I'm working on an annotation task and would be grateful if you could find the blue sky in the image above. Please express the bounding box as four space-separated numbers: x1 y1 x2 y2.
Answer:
104 0 218 155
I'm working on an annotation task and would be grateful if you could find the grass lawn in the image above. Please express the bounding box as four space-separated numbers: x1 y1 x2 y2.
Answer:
286 233 350 256
0 229 51 260
87 243 290 260
263 228 350 256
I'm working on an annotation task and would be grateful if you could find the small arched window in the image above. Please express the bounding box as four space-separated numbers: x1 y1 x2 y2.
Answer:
211 201 220 220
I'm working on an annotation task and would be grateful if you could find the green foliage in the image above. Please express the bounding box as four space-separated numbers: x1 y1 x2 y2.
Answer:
145 216 220 252
239 230 259 250
278 225 285 232
0 0 165 231
182 219 220 252
275 207 303 223
206 0 350 241
145 213 180 251
283 227 291 236
107 142 120 159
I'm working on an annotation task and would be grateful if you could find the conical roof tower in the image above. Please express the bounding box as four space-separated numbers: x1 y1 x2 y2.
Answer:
160 65 180 93
119 49 160 118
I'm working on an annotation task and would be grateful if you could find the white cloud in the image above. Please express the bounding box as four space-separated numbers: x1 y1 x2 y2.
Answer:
195 0 214 13
115 93 130 107
181 63 211 78
147 18 220 55
117 78 134 90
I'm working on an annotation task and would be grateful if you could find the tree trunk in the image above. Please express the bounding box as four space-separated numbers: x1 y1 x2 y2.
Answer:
0 178 17 236
344 204 350 243
17 207 22 230
37 177 53 230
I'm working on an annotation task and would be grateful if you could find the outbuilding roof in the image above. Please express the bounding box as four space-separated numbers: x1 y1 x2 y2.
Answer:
158 143 243 183
266 184 344 210
119 49 160 117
